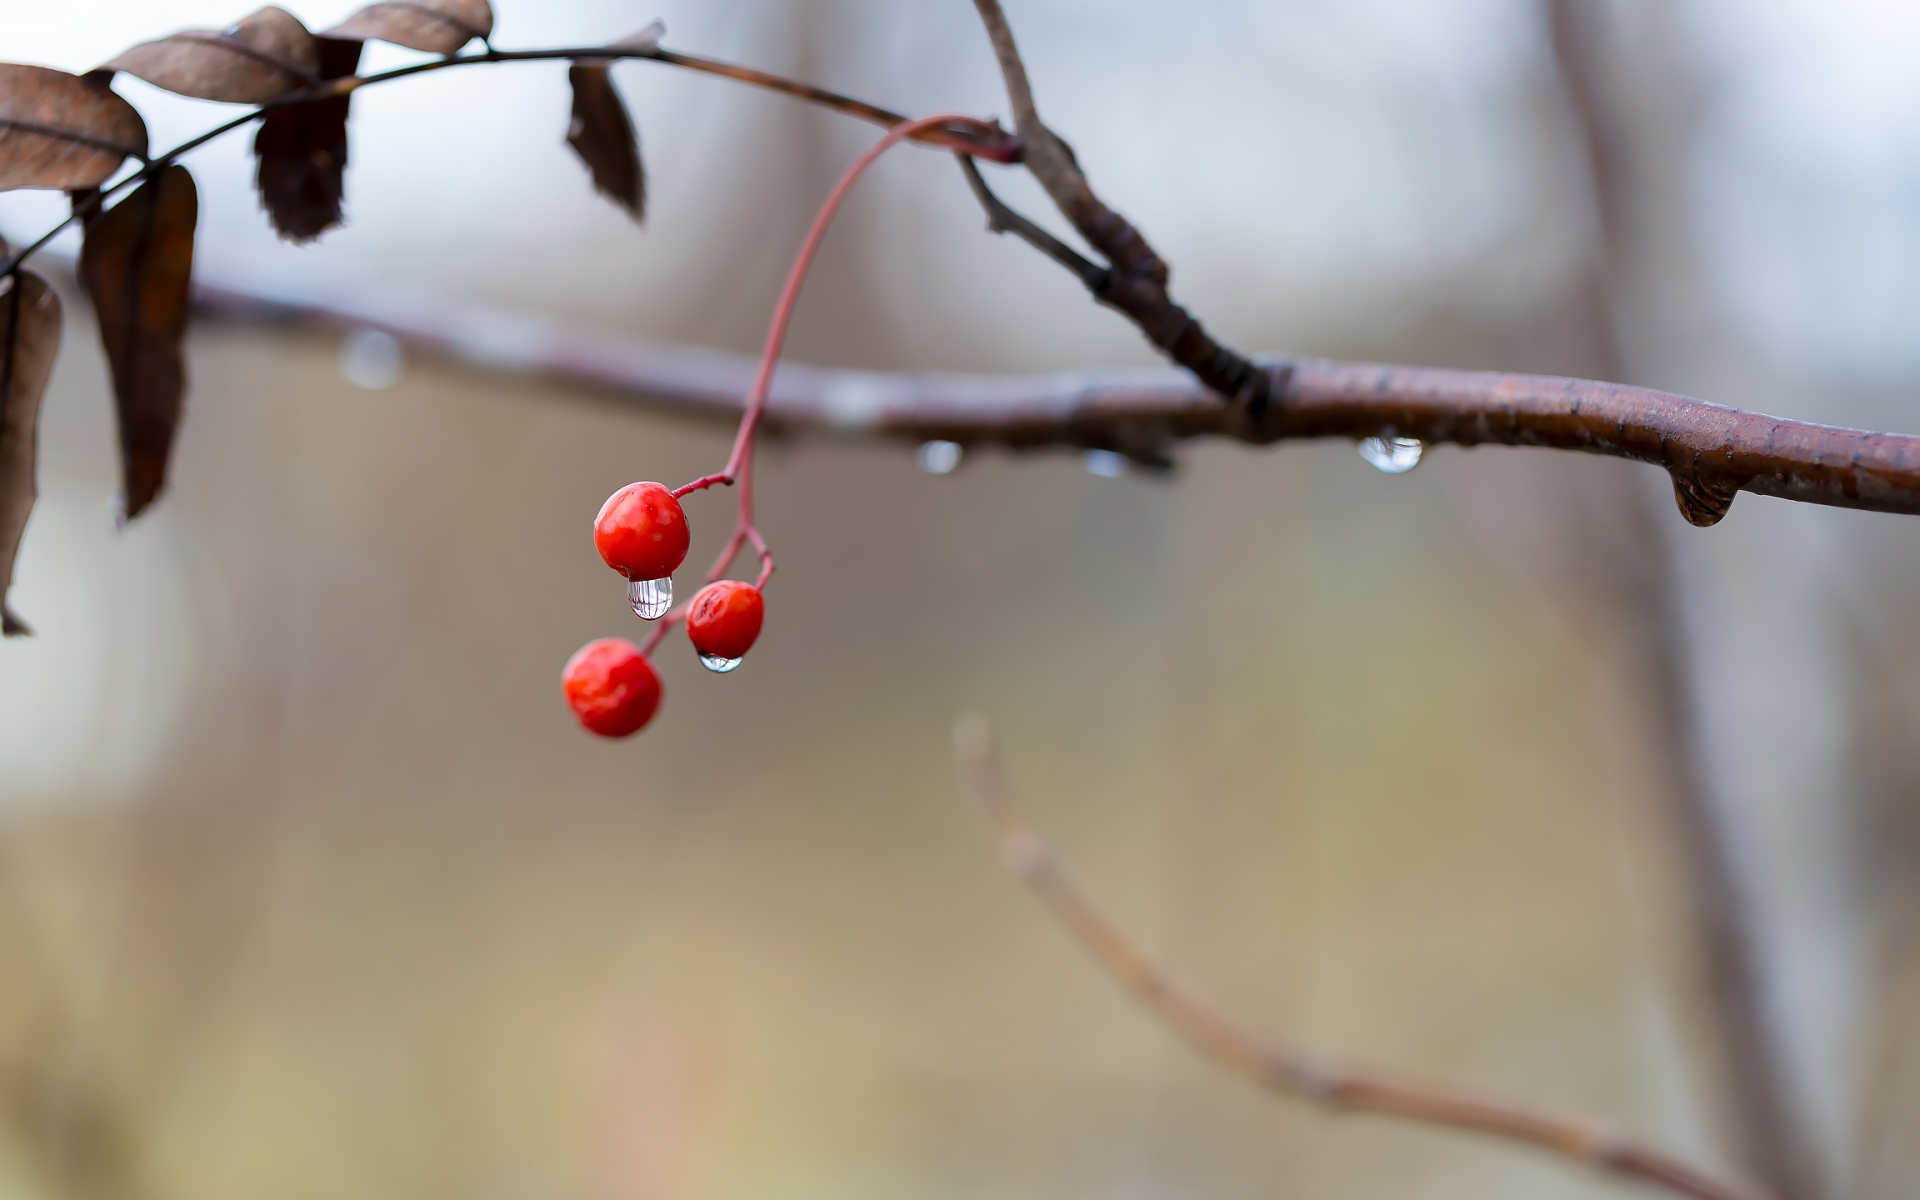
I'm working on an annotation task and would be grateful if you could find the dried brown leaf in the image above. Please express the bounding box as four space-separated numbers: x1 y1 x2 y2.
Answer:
0 249 63 636
566 63 644 220
104 6 319 105
0 64 148 192
78 165 197 521
323 0 494 56
253 37 362 242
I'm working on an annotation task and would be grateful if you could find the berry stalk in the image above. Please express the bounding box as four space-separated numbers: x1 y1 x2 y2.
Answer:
658 111 986 629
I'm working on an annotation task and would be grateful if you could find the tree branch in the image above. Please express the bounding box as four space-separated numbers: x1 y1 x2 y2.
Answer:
153 261 1920 522
13 19 1920 524
967 0 1277 415
950 716 1778 1200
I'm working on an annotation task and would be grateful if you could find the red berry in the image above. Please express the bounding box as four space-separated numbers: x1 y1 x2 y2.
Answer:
594 482 690 581
562 638 663 737
686 580 764 661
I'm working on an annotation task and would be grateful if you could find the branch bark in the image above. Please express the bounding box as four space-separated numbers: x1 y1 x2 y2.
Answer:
156 260 1920 523
951 716 1778 1200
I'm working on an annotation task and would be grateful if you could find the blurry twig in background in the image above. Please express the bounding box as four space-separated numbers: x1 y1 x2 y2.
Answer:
952 715 1777 1200
1545 3 1817 1196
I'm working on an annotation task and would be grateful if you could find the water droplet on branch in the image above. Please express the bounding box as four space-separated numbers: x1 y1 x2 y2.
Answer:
1084 449 1129 478
699 653 743 673
628 576 673 620
916 440 963 474
1358 437 1424 473
1670 472 1738 527
340 329 405 390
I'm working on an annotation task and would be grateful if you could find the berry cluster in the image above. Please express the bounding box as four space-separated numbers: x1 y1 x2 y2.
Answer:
561 483 768 737
559 112 975 739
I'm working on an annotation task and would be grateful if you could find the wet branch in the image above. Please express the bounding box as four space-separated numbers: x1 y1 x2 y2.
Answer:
8 19 1920 523
157 261 1920 522
951 716 1778 1200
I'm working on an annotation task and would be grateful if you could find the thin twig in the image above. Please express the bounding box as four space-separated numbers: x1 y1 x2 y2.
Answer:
0 40 1020 281
647 48 1017 161
950 716 1778 1200
956 155 1108 291
968 0 1275 414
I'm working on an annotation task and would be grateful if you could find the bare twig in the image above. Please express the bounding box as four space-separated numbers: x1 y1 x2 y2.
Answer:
956 155 1108 292
645 48 1019 161
951 716 1777 1200
1545 6 1815 1194
139 261 1920 520
967 0 1276 415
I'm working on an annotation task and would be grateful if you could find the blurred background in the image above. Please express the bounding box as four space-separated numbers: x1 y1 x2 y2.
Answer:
2 1 1919 1198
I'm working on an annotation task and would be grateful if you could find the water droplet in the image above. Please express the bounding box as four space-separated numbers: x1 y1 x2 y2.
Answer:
628 576 673 620
699 653 744 673
916 440 963 474
1084 449 1129 478
340 329 405 390
1671 472 1737 527
1358 436 1424 473
823 375 887 429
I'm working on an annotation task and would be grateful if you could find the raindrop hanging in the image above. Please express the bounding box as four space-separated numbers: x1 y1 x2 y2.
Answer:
1358 436 1424 474
628 576 673 620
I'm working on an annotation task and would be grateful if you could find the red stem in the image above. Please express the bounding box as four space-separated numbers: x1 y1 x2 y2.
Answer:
652 112 982 646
